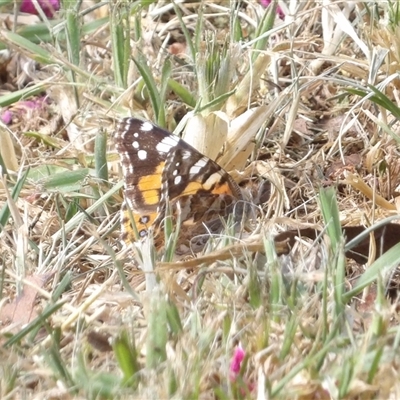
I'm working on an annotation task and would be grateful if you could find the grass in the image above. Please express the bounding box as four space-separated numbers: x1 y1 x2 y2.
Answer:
1 0 400 398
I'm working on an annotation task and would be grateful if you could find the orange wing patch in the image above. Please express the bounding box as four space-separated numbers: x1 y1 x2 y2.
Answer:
121 202 158 242
136 162 165 206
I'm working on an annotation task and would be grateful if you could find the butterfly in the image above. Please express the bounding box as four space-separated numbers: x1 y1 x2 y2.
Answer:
114 117 245 253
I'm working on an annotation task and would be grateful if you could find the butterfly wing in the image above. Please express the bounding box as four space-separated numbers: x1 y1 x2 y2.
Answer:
160 147 242 201
114 117 243 248
115 118 177 241
155 147 244 249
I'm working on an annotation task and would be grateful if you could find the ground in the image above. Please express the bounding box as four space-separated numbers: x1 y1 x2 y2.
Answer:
1 1 400 399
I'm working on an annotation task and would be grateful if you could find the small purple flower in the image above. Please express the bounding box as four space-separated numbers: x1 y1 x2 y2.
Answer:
1 110 12 125
2 96 49 125
260 0 285 19
19 97 48 111
20 0 60 18
229 345 245 381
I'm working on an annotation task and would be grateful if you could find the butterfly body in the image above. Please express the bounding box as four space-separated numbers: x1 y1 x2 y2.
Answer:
114 117 244 252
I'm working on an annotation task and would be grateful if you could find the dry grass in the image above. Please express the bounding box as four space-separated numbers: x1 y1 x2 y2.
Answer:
1 1 400 399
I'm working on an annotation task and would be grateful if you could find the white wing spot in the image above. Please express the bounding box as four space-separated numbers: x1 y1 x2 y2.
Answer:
139 215 150 224
132 141 139 149
204 172 221 189
181 151 192 160
156 136 179 153
134 132 139 138
197 157 208 167
174 175 182 185
189 165 201 175
189 158 208 175
139 229 147 237
172 169 178 176
138 150 147 160
140 121 154 132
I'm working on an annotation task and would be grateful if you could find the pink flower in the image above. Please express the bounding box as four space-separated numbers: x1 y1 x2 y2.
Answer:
20 0 60 18
2 96 49 125
1 110 12 125
229 345 246 381
260 0 285 19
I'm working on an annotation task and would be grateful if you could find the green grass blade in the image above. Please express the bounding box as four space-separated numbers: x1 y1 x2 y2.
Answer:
42 168 90 192
133 54 161 121
173 2 197 62
146 295 168 368
319 186 347 314
113 330 140 387
0 168 29 232
252 1 277 62
157 57 172 126
65 8 81 68
110 3 131 88
346 86 400 120
168 79 196 107
343 242 400 302
0 31 57 64
0 83 47 107
94 129 109 183
319 186 342 251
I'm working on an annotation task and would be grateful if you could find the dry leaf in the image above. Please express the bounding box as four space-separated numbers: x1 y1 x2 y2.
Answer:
182 112 228 160
0 274 50 332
